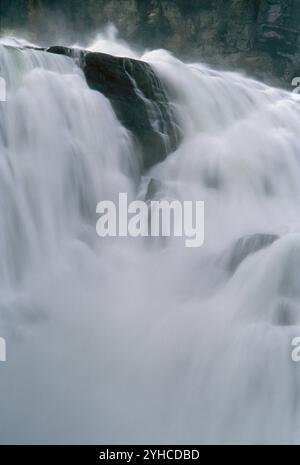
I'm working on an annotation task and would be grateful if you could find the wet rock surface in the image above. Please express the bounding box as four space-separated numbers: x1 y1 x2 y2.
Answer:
225 233 279 274
48 45 181 170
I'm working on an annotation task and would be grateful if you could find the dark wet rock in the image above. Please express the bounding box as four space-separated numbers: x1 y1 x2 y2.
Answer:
225 233 279 274
47 46 181 170
145 178 165 201
273 298 296 326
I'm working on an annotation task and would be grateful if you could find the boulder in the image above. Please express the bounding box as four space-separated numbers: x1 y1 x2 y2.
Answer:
225 233 279 274
47 45 181 170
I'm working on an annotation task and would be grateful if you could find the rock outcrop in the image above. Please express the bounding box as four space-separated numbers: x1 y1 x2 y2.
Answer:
225 233 279 274
47 46 181 169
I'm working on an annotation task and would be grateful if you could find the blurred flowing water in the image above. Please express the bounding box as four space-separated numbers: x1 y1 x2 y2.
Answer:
1 32 300 444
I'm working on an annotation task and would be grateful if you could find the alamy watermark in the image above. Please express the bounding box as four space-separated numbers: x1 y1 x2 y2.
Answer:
0 77 6 102
292 77 300 94
0 337 6 362
96 193 205 248
291 337 300 362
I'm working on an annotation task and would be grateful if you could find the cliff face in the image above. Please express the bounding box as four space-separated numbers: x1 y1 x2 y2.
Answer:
2 0 300 88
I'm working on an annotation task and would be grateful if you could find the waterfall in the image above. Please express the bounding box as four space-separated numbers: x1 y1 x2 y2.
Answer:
1 34 300 445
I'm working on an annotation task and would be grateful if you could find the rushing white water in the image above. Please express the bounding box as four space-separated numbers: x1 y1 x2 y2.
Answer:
86 24 139 59
1 33 300 444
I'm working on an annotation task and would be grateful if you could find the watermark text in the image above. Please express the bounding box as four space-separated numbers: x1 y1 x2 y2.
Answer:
0 337 6 362
96 193 205 248
0 77 6 102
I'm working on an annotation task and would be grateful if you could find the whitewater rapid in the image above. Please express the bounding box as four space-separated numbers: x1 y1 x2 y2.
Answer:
1 31 300 444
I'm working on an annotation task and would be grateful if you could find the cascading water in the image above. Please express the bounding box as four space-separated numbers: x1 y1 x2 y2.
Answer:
1 31 300 444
